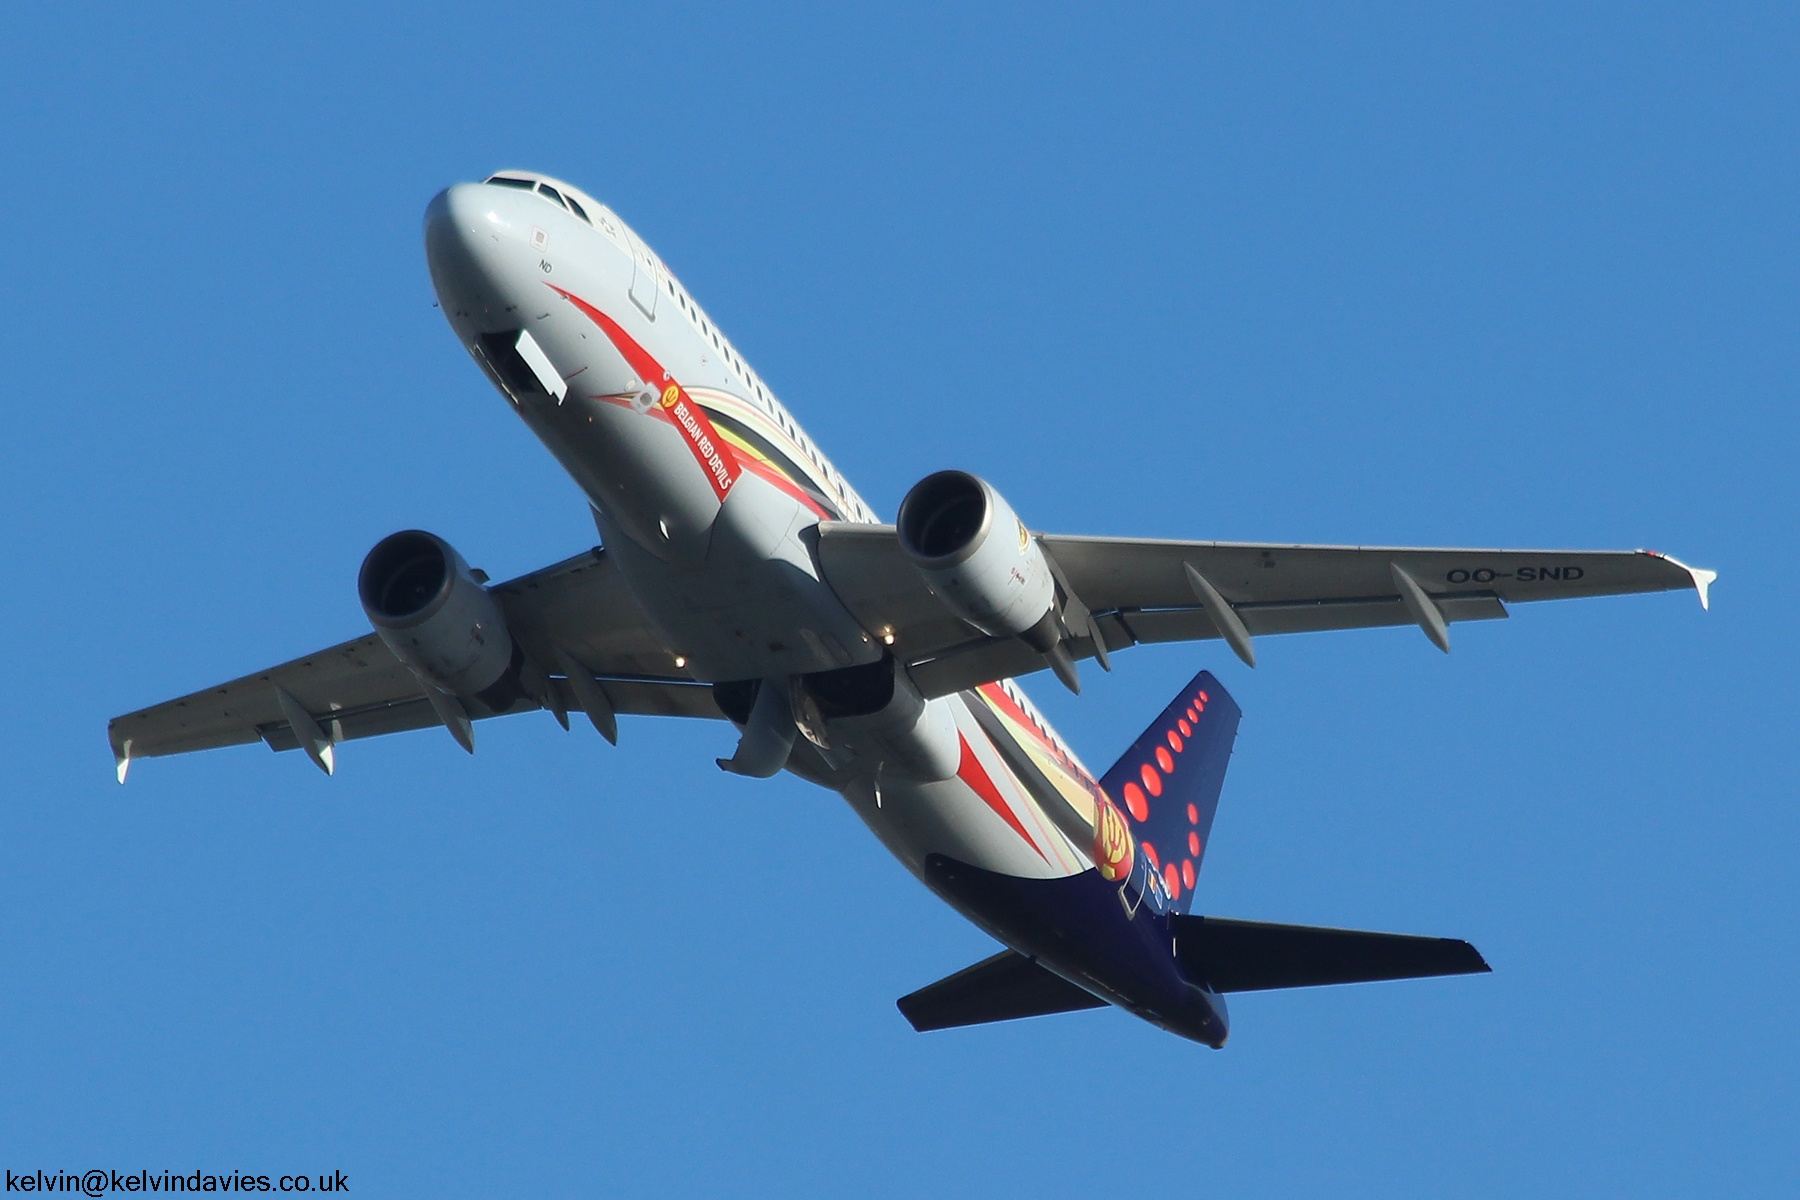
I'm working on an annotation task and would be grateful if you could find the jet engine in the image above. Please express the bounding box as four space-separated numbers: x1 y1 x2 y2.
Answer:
896 470 1058 651
358 530 515 702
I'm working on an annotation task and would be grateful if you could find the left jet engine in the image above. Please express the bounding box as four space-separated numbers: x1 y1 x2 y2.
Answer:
896 470 1057 645
358 530 514 700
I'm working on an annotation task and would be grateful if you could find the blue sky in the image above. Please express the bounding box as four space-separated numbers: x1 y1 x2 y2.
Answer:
2 3 1794 1195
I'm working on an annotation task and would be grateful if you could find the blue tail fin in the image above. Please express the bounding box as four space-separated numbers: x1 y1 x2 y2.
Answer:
1098 669 1240 913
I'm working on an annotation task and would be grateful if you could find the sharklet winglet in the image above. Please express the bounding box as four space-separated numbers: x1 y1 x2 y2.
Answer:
1643 550 1718 611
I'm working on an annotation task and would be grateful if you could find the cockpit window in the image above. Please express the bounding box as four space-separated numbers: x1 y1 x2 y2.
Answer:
484 175 592 224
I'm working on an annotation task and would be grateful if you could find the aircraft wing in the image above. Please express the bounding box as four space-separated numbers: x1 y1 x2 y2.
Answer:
108 547 720 778
814 524 1716 698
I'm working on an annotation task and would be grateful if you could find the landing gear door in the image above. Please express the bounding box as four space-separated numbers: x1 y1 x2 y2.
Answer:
627 234 659 320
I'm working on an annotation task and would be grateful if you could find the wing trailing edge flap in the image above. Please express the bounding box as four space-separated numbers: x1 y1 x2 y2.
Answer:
251 676 720 756
1171 915 1490 993
108 546 722 773
903 594 1512 699
897 949 1108 1032
816 523 1708 700
113 652 722 773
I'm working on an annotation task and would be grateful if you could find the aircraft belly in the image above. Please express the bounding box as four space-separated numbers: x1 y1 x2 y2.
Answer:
594 474 879 682
492 286 721 561
520 393 724 562
833 695 1088 883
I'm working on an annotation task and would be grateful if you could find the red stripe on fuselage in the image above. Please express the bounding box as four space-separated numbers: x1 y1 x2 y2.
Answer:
975 682 1098 793
733 452 832 520
956 734 1048 862
550 285 739 501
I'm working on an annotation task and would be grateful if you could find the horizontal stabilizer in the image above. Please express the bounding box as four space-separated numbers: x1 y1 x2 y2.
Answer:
1172 915 1489 992
897 949 1107 1032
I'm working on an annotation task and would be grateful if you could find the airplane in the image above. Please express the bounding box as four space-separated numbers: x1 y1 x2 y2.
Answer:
107 170 1717 1048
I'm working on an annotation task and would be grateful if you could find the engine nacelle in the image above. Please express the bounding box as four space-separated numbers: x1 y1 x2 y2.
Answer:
358 530 514 699
897 471 1057 646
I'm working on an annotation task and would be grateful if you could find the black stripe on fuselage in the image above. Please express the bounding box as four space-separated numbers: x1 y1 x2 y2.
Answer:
701 405 843 520
962 690 1097 852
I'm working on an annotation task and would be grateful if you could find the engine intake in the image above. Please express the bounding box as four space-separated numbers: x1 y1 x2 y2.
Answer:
358 530 514 699
897 471 1056 645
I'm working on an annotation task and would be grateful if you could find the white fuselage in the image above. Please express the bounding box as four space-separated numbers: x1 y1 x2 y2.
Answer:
424 175 1098 895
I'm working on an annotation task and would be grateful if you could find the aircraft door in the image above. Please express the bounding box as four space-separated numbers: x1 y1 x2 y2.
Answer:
627 234 660 320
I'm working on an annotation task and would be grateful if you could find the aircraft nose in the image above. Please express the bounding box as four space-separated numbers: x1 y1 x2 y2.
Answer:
423 182 536 324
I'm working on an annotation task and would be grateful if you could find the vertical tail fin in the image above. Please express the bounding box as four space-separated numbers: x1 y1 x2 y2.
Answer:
1098 669 1240 912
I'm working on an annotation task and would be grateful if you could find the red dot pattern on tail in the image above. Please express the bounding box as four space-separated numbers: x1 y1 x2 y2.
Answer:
1099 671 1240 914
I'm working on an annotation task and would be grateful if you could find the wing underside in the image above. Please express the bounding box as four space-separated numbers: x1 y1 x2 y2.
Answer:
112 526 1715 772
108 546 719 775
814 524 1714 697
